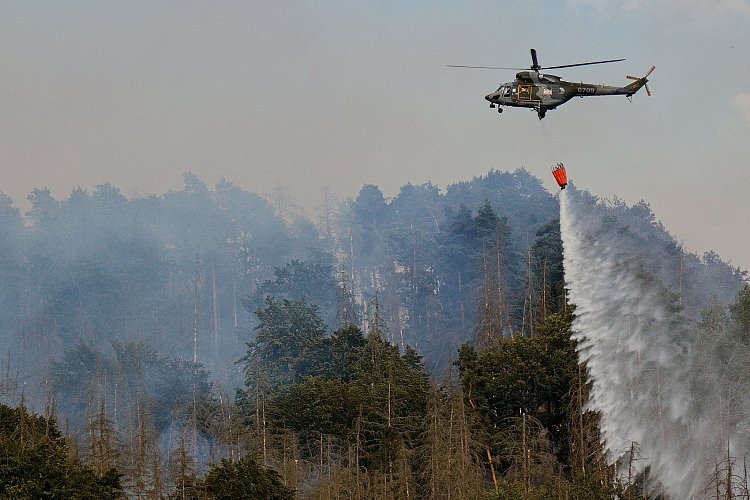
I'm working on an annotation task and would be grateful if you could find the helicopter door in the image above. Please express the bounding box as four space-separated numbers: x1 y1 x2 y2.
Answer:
518 84 534 102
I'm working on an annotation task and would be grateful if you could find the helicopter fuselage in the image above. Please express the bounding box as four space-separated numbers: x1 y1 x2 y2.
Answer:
485 71 646 119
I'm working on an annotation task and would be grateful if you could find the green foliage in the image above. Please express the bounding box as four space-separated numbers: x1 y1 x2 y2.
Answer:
269 377 362 438
525 219 565 327
238 298 431 493
730 285 750 343
435 201 516 355
489 475 632 500
319 323 368 380
241 297 328 388
334 171 562 371
458 309 578 463
7 172 750 498
248 253 339 327
259 327 431 465
490 480 563 500
456 309 635 498
203 454 294 499
0 403 123 499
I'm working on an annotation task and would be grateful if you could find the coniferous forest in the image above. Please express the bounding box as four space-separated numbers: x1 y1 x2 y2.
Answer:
0 169 748 499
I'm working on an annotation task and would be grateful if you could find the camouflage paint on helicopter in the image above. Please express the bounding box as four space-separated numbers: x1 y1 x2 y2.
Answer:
450 49 654 120
484 67 654 119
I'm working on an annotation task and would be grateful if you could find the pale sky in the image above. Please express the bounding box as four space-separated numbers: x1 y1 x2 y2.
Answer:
1 1 749 270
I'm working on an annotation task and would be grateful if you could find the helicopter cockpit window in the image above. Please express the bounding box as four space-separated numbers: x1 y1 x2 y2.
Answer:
502 86 511 97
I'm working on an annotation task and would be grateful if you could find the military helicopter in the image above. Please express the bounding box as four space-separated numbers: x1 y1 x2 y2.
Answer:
449 49 654 119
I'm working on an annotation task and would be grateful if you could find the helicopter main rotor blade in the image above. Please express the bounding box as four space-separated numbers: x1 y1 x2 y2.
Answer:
543 58 625 70
446 65 525 70
530 49 541 71
447 50 627 72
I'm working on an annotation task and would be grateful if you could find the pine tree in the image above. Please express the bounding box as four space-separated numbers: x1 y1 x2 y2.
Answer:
87 399 120 479
169 433 199 500
203 454 294 499
730 285 750 343
474 201 512 348
421 379 485 499
0 403 123 498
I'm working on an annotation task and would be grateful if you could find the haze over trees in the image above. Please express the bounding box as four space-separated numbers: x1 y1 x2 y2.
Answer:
0 169 746 498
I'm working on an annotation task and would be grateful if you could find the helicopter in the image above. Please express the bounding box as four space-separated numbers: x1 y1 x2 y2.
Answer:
448 49 654 119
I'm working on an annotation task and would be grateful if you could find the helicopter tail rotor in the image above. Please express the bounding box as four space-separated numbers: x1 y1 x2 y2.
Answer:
626 65 655 96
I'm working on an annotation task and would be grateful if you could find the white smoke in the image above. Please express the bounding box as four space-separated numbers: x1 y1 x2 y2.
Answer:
560 187 750 498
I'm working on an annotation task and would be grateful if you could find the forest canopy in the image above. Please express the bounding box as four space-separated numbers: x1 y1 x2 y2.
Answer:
0 170 746 498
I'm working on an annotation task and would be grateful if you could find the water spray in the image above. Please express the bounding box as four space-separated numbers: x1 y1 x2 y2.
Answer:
558 180 749 498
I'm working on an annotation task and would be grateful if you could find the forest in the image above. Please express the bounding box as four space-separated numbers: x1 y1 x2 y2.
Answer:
0 169 748 499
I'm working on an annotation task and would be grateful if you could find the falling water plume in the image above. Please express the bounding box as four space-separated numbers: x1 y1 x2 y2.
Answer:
560 187 750 498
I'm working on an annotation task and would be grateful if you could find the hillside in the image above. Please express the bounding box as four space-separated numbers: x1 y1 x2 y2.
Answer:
0 169 746 498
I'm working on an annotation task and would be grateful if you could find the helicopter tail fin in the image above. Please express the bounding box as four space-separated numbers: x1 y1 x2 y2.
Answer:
623 65 655 96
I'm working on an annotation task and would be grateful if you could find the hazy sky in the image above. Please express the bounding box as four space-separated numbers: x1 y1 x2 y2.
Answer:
1 1 749 270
